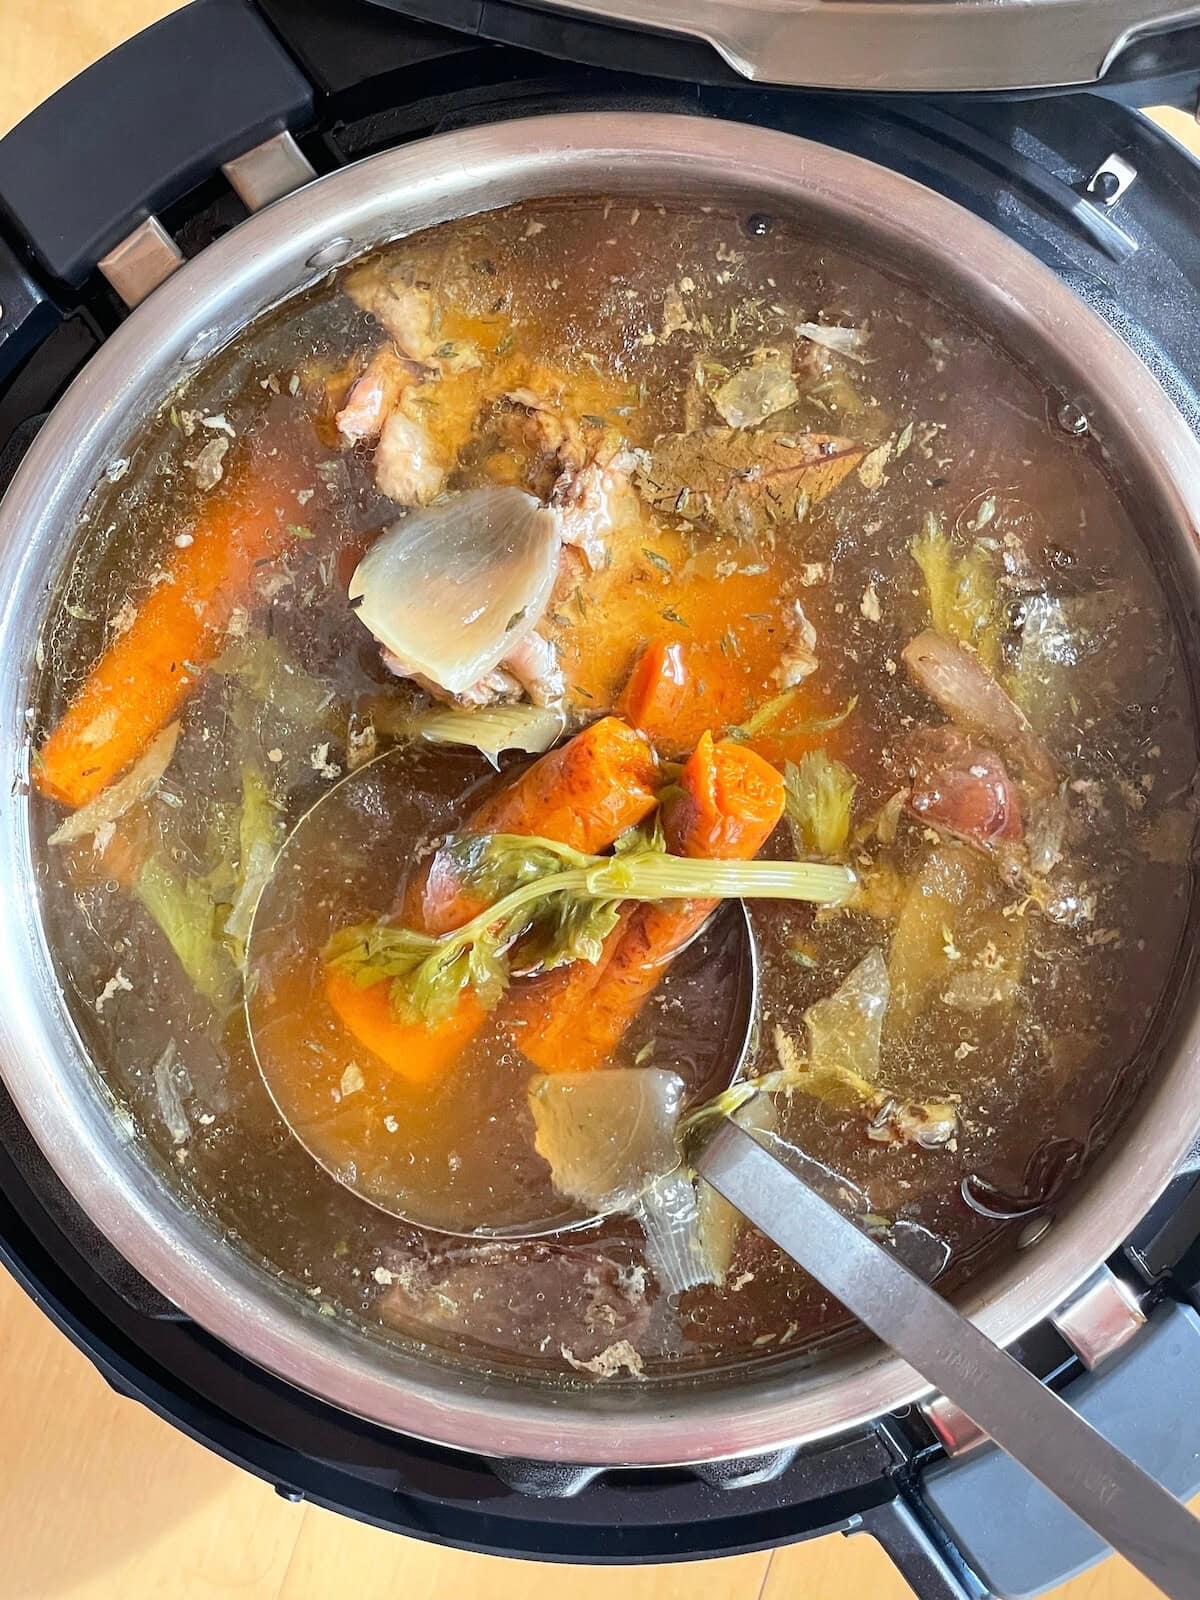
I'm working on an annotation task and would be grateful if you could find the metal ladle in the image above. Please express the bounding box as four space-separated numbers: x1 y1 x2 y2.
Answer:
698 1119 1200 1600
689 931 1200 1600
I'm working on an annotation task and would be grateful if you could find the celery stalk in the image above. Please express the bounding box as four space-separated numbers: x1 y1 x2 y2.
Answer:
326 834 856 1023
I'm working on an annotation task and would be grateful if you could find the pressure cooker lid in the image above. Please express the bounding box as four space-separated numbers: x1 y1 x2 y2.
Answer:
373 0 1200 93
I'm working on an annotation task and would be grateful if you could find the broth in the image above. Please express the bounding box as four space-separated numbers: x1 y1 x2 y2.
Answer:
30 196 1197 1383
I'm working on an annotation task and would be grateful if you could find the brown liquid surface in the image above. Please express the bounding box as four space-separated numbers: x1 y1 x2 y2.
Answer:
31 197 1197 1383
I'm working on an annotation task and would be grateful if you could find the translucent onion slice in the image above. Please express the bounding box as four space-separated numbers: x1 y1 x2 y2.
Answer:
804 946 889 1086
152 1039 191 1146
48 720 179 845
712 356 799 429
528 1068 685 1213
632 1170 713 1296
349 487 561 695
795 321 871 362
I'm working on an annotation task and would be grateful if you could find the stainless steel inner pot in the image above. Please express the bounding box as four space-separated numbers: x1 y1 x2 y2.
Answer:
2 113 1200 1468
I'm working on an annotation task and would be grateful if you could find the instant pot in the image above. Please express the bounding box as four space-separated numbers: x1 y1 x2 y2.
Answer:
4 5 1200 1597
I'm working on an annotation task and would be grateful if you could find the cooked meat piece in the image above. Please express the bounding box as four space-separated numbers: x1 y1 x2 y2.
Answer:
498 391 585 499
444 667 525 707
501 629 564 707
346 269 438 363
775 600 819 686
385 635 560 710
334 347 411 443
383 654 524 707
866 1096 960 1149
497 393 632 569
373 406 445 505
552 456 632 571
908 726 1023 849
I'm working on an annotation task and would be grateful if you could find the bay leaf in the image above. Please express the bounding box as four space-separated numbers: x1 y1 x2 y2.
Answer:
636 429 865 538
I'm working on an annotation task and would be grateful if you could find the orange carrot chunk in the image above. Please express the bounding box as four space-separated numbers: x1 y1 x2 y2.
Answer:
36 451 304 810
507 732 784 1073
615 639 689 739
404 714 660 935
324 970 486 1088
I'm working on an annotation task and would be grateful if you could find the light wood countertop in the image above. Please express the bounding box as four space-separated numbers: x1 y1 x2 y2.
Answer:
1 7 1195 1597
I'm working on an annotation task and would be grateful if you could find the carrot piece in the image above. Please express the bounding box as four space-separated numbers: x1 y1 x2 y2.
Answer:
404 715 660 935
667 728 785 859
467 714 660 851
324 969 486 1088
36 451 304 810
616 640 689 737
507 732 784 1073
330 716 661 1085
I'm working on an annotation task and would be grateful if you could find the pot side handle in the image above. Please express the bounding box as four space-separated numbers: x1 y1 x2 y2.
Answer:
0 0 314 291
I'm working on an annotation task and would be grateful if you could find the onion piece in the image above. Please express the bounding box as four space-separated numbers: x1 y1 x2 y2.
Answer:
152 1039 192 1146
411 702 567 764
805 947 889 1086
632 1170 713 1296
901 629 1056 790
795 321 870 363
349 487 561 695
49 720 179 844
712 355 799 429
528 1068 685 1213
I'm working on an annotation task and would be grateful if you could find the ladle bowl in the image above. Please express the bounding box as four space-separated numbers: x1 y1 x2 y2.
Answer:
244 744 756 1238
245 747 947 1285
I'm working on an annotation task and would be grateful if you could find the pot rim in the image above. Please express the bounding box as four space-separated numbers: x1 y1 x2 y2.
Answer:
2 111 1200 1466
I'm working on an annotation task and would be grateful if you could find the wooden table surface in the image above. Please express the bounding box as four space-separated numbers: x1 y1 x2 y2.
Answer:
2 7 1197 1597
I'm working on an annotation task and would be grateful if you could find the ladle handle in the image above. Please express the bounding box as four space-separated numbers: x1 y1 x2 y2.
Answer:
698 1120 1200 1600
